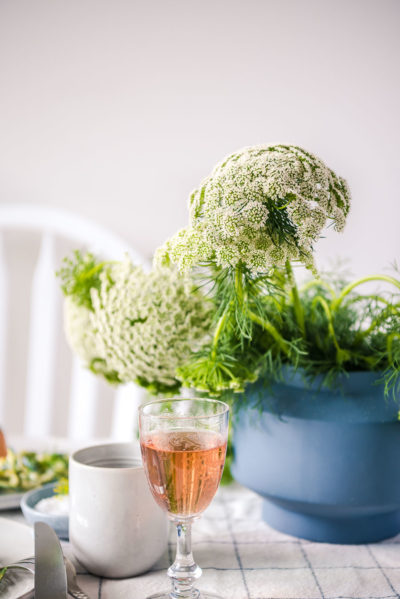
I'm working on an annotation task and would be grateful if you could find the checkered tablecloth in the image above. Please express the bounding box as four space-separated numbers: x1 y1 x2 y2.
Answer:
56 483 400 599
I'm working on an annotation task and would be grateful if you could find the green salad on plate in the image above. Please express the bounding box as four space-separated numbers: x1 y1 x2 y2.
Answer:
0 449 68 492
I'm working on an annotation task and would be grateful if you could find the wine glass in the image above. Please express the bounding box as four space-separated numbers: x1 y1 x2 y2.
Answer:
139 398 229 599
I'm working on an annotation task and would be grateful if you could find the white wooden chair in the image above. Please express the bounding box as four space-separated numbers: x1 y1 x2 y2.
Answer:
0 203 148 443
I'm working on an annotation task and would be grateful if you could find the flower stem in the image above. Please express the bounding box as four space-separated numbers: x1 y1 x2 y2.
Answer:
387 333 400 365
331 275 400 312
235 265 244 307
312 295 349 364
248 310 291 356
210 303 232 361
285 260 306 337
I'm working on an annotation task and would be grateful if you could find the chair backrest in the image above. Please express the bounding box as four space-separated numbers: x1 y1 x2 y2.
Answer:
0 203 148 443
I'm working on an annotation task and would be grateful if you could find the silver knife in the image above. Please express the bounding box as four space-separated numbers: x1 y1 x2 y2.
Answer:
34 522 68 599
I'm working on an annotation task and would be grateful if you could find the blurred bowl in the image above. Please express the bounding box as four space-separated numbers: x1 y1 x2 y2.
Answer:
20 482 69 540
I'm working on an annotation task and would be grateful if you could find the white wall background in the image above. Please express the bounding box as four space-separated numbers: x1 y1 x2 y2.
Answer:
0 0 399 436
0 0 399 273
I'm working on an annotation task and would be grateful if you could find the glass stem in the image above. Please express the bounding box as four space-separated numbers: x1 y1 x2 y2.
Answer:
168 521 202 599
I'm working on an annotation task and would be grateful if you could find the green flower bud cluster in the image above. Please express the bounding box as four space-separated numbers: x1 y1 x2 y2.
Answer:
156 144 350 273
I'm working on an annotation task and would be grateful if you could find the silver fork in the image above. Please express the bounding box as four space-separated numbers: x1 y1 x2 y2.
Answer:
64 555 91 599
3 555 91 599
2 556 35 574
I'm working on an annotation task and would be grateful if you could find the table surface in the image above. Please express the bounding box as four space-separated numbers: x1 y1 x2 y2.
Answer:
3 483 400 599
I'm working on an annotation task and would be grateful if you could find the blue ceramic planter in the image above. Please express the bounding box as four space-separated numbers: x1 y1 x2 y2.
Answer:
232 370 400 543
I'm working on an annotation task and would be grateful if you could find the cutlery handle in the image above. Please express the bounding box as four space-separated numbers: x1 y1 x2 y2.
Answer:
70 590 91 599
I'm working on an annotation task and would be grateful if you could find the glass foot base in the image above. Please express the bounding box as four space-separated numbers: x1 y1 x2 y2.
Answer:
146 593 223 599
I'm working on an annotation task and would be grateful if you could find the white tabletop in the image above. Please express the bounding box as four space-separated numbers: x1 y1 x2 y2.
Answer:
2 483 400 599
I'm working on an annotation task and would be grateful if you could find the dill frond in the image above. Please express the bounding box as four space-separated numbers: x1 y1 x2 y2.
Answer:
56 250 108 310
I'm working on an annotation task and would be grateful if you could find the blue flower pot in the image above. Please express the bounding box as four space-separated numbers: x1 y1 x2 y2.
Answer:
231 370 400 543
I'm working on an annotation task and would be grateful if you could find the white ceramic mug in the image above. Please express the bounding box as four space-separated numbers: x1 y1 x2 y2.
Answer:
69 442 169 578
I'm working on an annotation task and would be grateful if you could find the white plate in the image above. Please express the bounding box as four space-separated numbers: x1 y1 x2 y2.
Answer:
0 517 34 597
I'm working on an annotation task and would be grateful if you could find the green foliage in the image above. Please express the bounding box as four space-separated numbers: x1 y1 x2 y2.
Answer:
176 262 400 403
54 477 69 496
56 250 110 310
176 264 303 396
280 271 400 398
135 375 182 397
57 251 400 405
220 424 234 485
89 358 122 385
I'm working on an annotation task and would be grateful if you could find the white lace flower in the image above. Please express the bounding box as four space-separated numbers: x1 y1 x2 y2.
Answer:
64 296 100 366
89 261 211 392
156 144 351 273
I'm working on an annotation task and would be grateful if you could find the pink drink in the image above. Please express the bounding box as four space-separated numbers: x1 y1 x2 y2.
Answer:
141 430 227 518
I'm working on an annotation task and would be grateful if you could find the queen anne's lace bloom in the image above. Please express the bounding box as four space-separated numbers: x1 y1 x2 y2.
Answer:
64 296 117 381
156 145 351 273
89 262 211 391
64 296 99 365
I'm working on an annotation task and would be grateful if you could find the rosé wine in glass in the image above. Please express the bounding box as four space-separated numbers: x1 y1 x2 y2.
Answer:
139 398 229 599
141 429 227 518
